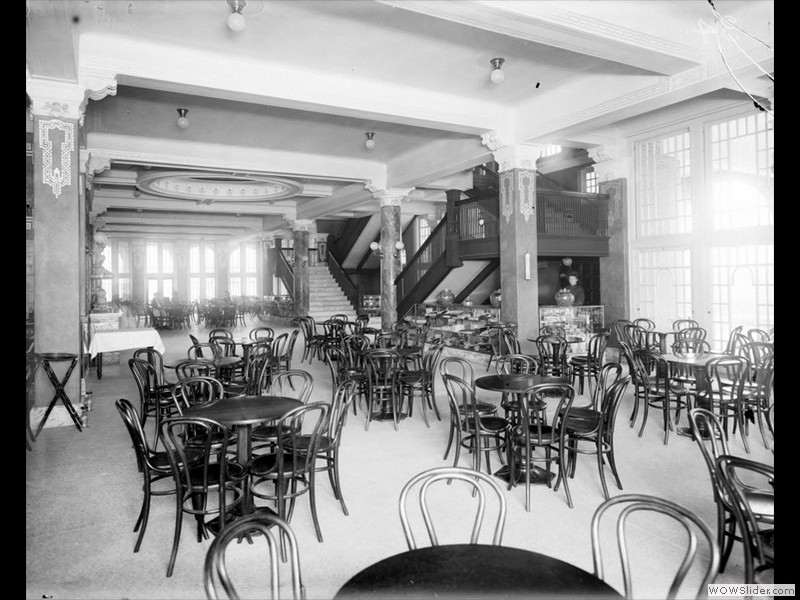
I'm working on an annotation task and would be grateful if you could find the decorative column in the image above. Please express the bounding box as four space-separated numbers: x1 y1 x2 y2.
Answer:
489 139 542 352
291 220 313 318
373 188 412 331
314 233 329 264
590 144 631 346
28 81 85 409
174 240 190 303
262 237 273 296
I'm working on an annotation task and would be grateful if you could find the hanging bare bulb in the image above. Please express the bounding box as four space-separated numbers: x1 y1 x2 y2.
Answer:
227 0 246 31
176 108 189 129
490 57 505 84
365 132 376 150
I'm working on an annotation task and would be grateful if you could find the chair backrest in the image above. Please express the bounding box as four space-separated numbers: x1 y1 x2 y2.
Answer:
374 332 402 348
420 342 444 375
534 335 569 375
128 358 160 413
623 324 649 351
324 380 356 449
364 349 401 388
209 328 234 341
704 355 751 406
591 494 720 600
247 351 274 396
672 318 700 332
438 356 474 387
272 333 289 358
589 362 625 412
500 327 521 355
714 455 774 584
611 319 633 347
214 338 238 358
671 338 712 356
586 330 610 363
189 333 202 347
172 376 225 411
400 325 426 349
674 326 707 342
597 375 631 434
175 359 218 381
738 341 774 372
132 347 169 386
268 370 314 404
189 342 223 360
249 326 275 342
203 512 305 600
273 402 330 482
115 398 159 464
687 408 732 507
724 325 744 354
495 353 538 375
633 318 656 330
747 328 770 343
398 466 507 550
160 416 243 537
540 324 566 337
518 383 575 444
285 329 301 356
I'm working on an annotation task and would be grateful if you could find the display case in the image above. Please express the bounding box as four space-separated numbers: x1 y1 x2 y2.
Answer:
538 305 604 344
360 294 381 317
407 303 509 354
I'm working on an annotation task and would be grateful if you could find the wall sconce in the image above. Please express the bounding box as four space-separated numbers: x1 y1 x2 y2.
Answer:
364 132 376 150
370 240 404 259
176 108 189 129
490 57 505 84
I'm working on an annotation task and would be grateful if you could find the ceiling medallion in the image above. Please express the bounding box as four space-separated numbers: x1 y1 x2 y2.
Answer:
136 171 303 203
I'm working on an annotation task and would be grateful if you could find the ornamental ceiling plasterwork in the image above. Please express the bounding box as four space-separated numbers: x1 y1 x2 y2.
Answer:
136 171 303 204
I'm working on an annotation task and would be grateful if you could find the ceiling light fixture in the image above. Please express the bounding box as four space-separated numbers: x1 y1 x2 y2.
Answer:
176 108 189 129
364 132 376 150
490 57 506 84
227 0 247 32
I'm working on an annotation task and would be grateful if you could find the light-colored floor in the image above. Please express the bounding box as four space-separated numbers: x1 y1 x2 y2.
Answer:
25 319 774 600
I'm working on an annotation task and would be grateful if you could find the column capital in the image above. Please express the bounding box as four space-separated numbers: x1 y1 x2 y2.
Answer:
588 143 629 182
493 144 544 173
290 219 314 232
27 75 118 123
480 130 511 152
371 188 414 207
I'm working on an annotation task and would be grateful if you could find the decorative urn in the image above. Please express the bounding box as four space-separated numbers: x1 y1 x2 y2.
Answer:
462 296 474 307
437 289 455 305
555 289 575 307
489 289 502 308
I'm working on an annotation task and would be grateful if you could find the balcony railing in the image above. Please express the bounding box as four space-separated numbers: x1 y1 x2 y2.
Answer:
536 191 609 237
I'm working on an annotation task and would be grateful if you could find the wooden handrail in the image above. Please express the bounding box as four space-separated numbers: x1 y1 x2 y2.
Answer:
276 249 294 300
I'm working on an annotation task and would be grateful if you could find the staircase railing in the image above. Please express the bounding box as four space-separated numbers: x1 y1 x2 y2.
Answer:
326 251 359 313
276 249 294 300
395 215 447 301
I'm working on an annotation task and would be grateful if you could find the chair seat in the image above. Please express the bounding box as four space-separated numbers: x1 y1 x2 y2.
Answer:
468 416 509 433
459 401 498 416
510 423 555 441
250 452 305 476
188 460 246 482
744 489 775 521
251 423 294 440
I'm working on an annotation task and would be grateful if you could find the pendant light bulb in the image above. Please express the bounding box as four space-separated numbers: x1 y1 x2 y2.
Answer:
176 108 189 129
227 0 246 31
490 57 505 84
365 132 376 150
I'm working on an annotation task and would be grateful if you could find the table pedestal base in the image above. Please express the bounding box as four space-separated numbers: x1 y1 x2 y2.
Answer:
494 465 555 485
206 505 279 537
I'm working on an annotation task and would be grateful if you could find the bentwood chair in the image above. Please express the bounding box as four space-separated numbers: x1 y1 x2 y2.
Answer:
535 335 571 379
568 330 610 395
203 512 306 600
399 466 507 550
494 353 541 425
506 382 576 510
723 325 744 354
747 328 771 343
250 403 330 543
398 342 444 427
591 494 720 600
672 318 700 332
160 416 247 577
696 355 753 452
115 399 195 555
740 353 774 449
715 455 775 584
443 374 510 476
632 318 656 331
563 374 631 500
289 380 356 516
251 370 315 454
129 358 180 448
363 349 403 431
687 408 774 575
438 357 498 461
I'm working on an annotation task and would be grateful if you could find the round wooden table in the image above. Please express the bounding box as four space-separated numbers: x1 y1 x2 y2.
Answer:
475 373 569 484
184 395 303 523
334 543 621 599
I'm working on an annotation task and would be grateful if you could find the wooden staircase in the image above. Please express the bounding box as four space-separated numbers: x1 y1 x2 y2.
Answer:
308 264 358 321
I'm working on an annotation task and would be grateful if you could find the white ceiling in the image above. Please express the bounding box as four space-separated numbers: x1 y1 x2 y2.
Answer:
26 0 774 243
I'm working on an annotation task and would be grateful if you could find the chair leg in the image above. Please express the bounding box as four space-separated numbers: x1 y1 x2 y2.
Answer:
166 491 184 577
133 482 151 552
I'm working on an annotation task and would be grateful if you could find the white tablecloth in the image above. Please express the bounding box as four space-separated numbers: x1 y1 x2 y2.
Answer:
88 328 165 358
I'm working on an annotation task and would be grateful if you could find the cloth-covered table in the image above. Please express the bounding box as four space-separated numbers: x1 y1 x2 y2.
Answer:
88 328 165 378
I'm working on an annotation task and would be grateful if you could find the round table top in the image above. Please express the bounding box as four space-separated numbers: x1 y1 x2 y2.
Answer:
164 356 242 369
183 395 302 426
527 336 584 344
334 543 621 599
475 374 569 393
661 352 718 367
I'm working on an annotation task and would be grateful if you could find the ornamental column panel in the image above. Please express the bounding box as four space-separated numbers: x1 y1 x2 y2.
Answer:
373 189 412 331
492 144 542 353
292 220 312 318
29 86 84 410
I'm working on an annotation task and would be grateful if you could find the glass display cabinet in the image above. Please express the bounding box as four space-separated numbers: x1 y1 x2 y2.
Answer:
408 303 509 354
538 305 605 343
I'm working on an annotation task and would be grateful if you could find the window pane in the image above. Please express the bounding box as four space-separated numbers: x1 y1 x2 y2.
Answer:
634 131 692 237
708 113 774 230
117 277 131 301
229 247 241 272
162 279 173 299
190 277 200 301
245 276 256 296
204 246 215 274
117 241 129 273
147 279 159 301
229 277 241 296
190 245 200 273
162 243 174 274
635 249 692 330
204 278 216 300
146 243 159 274
245 244 256 273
